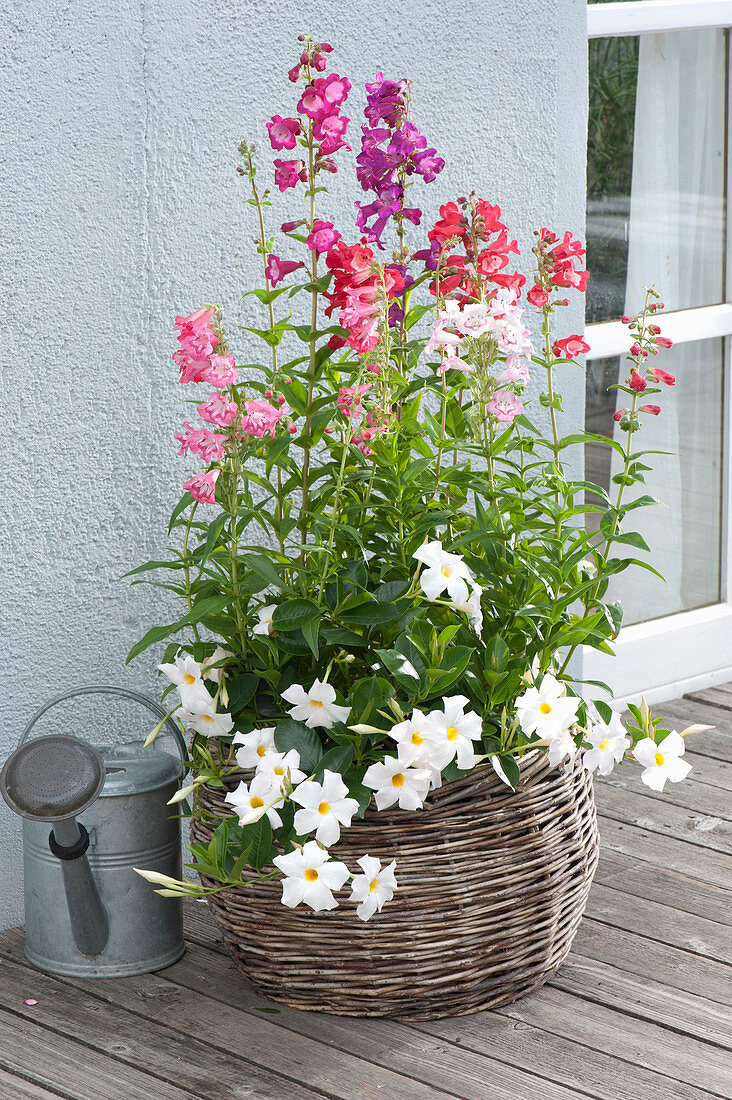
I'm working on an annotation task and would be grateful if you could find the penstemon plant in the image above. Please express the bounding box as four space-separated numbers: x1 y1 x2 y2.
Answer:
131 37 699 920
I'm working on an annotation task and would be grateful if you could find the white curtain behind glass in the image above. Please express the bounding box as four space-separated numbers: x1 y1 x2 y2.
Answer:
607 29 725 624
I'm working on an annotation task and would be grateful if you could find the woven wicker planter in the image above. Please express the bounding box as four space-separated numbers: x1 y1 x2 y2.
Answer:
192 748 599 1020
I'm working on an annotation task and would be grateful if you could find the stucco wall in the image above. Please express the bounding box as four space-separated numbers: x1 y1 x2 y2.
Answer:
0 0 587 930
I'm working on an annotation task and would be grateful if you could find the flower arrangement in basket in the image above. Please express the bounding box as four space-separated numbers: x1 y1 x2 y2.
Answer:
130 37 700 1009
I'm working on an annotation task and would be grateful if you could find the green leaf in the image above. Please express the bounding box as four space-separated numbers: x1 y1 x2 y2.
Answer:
302 616 320 659
340 602 401 627
227 674 259 715
313 746 354 781
272 599 321 632
274 719 324 772
348 676 392 725
594 699 614 725
376 647 425 694
490 753 520 790
240 553 284 590
168 492 195 532
243 816 273 870
125 595 228 663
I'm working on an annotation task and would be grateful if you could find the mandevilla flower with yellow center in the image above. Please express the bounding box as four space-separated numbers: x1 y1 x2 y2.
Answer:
253 603 277 636
233 727 277 769
350 855 398 922
583 713 630 776
363 756 431 811
290 769 359 845
225 771 284 828
158 652 210 712
632 730 692 791
281 679 351 728
412 540 473 605
256 749 307 793
273 841 350 911
515 673 580 739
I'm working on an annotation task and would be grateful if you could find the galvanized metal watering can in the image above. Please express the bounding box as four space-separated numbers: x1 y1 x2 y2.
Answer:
1 685 187 977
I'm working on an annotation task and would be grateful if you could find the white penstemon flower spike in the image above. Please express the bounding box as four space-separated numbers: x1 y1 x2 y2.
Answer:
290 770 359 846
412 540 473 606
632 730 692 792
350 855 398 922
273 841 350 912
281 679 351 729
583 712 630 776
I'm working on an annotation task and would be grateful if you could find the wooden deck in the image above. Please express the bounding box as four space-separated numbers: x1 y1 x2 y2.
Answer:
0 687 729 1100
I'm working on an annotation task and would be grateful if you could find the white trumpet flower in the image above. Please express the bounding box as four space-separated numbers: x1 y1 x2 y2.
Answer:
281 679 351 729
273 841 350 911
349 855 398 921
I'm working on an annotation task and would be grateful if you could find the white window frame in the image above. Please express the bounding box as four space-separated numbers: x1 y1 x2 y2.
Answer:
585 1 732 705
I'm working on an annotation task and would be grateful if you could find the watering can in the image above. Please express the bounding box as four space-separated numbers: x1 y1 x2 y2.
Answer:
1 685 187 977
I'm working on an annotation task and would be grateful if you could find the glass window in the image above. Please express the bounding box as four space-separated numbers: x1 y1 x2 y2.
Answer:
585 338 724 625
587 29 727 325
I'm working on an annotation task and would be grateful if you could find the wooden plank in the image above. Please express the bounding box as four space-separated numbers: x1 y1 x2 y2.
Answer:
0 1066 70 1100
0 930 460 1100
549 954 732 1049
594 781 732 854
0 1006 199 1100
584 881 732 965
651 698 732 763
148 937 595 1100
681 750 732 790
571 917 732 1005
596 769 732 823
598 815 731 890
595 849 732 925
0 943 326 1100
421 985 729 1100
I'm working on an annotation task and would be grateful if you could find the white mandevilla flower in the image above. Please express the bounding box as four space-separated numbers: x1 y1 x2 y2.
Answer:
201 646 232 683
256 748 306 793
253 603 277 636
350 855 398 922
452 581 483 634
632 730 692 792
547 728 578 767
158 653 211 712
412 540 473 606
363 755 431 811
233 726 277 769
273 840 350 912
387 709 438 768
583 712 630 776
515 673 580 738
180 702 234 738
423 695 483 772
290 770 359 845
281 679 351 729
225 771 284 828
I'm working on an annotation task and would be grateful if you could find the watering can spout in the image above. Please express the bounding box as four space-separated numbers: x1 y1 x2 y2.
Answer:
49 818 110 956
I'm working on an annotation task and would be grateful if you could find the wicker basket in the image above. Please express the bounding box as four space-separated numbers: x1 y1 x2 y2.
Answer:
192 749 599 1019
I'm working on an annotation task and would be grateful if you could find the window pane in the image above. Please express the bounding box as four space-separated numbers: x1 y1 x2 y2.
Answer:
585 338 724 625
587 29 727 324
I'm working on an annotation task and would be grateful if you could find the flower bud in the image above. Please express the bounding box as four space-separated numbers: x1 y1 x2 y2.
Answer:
288 64 301 83
629 371 646 392
621 314 632 324
613 409 626 422
640 404 661 415
656 336 673 349
629 342 643 357
288 422 297 434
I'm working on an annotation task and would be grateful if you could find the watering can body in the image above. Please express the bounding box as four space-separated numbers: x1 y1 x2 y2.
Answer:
17 688 187 978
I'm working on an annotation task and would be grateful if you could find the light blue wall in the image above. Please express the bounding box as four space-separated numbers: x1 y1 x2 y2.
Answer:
1 0 587 929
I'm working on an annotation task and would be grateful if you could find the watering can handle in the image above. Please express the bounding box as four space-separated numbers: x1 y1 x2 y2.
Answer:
19 685 188 771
